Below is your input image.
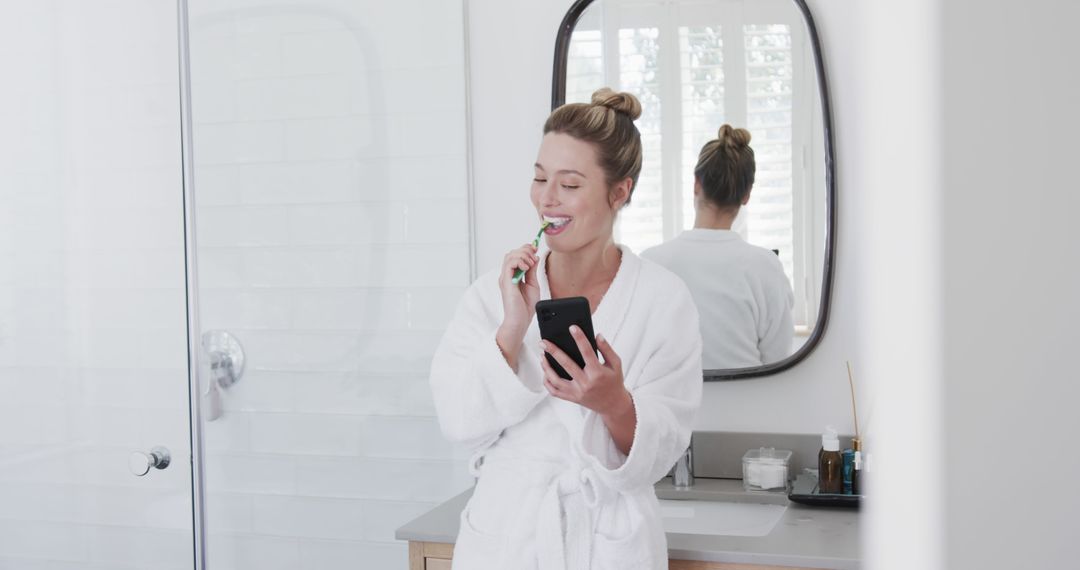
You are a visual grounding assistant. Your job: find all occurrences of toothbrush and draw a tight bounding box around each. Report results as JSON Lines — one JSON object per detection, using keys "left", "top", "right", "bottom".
{"left": 512, "top": 221, "right": 550, "bottom": 284}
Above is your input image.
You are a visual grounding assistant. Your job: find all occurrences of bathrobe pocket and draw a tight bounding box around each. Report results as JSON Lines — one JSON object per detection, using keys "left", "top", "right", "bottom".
{"left": 452, "top": 501, "right": 505, "bottom": 570}
{"left": 591, "top": 525, "right": 658, "bottom": 570}
{"left": 590, "top": 492, "right": 664, "bottom": 570}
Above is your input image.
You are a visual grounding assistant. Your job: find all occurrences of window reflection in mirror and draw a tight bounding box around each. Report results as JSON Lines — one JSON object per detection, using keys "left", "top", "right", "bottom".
{"left": 562, "top": 0, "right": 829, "bottom": 374}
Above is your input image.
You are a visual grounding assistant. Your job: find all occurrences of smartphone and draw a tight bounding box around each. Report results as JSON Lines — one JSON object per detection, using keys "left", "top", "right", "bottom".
{"left": 535, "top": 297, "right": 598, "bottom": 381}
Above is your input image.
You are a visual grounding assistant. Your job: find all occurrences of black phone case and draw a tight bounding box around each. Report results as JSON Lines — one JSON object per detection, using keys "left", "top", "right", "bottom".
{"left": 535, "top": 297, "right": 598, "bottom": 381}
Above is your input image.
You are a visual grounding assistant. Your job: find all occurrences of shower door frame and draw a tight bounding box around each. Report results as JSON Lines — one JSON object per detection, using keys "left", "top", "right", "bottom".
{"left": 176, "top": 0, "right": 209, "bottom": 568}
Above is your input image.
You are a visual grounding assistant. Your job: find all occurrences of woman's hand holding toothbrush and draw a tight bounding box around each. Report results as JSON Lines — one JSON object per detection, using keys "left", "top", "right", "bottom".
{"left": 496, "top": 243, "right": 541, "bottom": 371}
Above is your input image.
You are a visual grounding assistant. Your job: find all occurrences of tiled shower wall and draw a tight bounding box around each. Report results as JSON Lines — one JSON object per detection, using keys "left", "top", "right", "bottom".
{"left": 187, "top": 1, "right": 474, "bottom": 568}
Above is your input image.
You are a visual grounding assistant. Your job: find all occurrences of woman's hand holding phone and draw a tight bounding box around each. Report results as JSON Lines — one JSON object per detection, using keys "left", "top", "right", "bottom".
{"left": 496, "top": 243, "right": 541, "bottom": 370}
{"left": 540, "top": 326, "right": 632, "bottom": 418}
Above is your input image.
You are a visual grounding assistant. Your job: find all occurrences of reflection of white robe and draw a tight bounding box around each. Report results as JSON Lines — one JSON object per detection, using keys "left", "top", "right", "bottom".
{"left": 642, "top": 229, "right": 795, "bottom": 369}
{"left": 430, "top": 245, "right": 703, "bottom": 570}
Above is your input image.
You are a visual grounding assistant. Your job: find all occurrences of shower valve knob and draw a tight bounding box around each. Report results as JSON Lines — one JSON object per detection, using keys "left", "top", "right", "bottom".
{"left": 129, "top": 446, "right": 171, "bottom": 476}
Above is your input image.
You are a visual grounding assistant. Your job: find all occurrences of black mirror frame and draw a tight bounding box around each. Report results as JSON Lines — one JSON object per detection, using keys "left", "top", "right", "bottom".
{"left": 551, "top": 0, "right": 837, "bottom": 381}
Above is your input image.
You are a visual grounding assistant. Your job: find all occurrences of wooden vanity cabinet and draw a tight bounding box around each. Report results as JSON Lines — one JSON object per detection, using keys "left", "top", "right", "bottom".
{"left": 406, "top": 541, "right": 819, "bottom": 570}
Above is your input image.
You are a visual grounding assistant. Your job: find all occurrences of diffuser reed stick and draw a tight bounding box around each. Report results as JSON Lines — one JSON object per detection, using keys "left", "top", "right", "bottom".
{"left": 846, "top": 360, "right": 860, "bottom": 439}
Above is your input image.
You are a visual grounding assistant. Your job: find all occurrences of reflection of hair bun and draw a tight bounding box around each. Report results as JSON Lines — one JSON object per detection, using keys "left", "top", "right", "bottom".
{"left": 591, "top": 87, "right": 643, "bottom": 121}
{"left": 717, "top": 124, "right": 752, "bottom": 147}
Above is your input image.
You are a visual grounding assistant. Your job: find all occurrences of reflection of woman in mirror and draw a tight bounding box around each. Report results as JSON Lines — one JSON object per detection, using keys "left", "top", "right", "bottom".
{"left": 430, "top": 88, "right": 702, "bottom": 569}
{"left": 642, "top": 125, "right": 794, "bottom": 369}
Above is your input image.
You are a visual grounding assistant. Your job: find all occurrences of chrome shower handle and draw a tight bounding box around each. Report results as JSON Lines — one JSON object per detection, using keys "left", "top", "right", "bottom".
{"left": 129, "top": 446, "right": 171, "bottom": 476}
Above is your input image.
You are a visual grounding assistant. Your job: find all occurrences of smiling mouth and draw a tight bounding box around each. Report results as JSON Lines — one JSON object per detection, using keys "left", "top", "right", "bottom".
{"left": 543, "top": 216, "right": 572, "bottom": 229}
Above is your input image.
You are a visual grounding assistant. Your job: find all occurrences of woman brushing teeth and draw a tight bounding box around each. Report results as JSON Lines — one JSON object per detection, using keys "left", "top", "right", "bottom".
{"left": 431, "top": 88, "right": 703, "bottom": 570}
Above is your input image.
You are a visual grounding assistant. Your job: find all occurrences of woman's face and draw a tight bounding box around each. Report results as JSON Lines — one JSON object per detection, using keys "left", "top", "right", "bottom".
{"left": 531, "top": 132, "right": 628, "bottom": 253}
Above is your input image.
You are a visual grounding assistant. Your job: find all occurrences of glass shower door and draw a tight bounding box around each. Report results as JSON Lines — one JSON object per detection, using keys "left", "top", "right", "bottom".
{"left": 0, "top": 1, "right": 197, "bottom": 568}
{"left": 185, "top": 1, "right": 475, "bottom": 567}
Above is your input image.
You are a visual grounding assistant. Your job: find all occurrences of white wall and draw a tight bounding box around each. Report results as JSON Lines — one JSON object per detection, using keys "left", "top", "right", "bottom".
{"left": 938, "top": 1, "right": 1080, "bottom": 568}
{"left": 467, "top": 0, "right": 858, "bottom": 436}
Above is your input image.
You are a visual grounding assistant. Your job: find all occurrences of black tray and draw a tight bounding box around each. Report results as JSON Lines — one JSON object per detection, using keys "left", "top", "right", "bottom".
{"left": 788, "top": 472, "right": 861, "bottom": 508}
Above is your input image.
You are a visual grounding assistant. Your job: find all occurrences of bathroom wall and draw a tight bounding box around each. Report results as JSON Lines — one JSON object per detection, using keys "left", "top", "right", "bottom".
{"left": 937, "top": 0, "right": 1079, "bottom": 568}
{"left": 0, "top": 1, "right": 196, "bottom": 568}
{"left": 186, "top": 1, "right": 474, "bottom": 568}
{"left": 466, "top": 0, "right": 859, "bottom": 436}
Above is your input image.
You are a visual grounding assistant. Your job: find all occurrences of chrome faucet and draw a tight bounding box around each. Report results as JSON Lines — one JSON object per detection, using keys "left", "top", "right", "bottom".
{"left": 673, "top": 442, "right": 694, "bottom": 487}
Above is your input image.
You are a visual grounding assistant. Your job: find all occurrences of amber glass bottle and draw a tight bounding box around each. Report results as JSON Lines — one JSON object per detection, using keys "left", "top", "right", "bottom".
{"left": 819, "top": 437, "right": 843, "bottom": 494}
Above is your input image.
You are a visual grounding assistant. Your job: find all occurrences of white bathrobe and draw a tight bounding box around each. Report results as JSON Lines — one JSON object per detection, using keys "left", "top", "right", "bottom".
{"left": 430, "top": 245, "right": 703, "bottom": 570}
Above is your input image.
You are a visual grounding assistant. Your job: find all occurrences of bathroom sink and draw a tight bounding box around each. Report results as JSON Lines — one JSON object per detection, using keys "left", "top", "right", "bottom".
{"left": 658, "top": 499, "right": 786, "bottom": 537}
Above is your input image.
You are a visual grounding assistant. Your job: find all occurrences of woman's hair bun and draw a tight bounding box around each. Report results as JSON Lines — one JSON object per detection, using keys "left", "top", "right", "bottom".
{"left": 591, "top": 88, "right": 642, "bottom": 121}
{"left": 716, "top": 124, "right": 752, "bottom": 147}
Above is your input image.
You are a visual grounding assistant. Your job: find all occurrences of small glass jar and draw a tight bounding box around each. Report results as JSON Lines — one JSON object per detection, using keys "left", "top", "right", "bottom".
{"left": 742, "top": 447, "right": 793, "bottom": 492}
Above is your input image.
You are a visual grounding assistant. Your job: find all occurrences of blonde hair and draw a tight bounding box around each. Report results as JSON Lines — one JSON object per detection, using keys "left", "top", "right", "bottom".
{"left": 543, "top": 88, "right": 643, "bottom": 205}
{"left": 694, "top": 124, "right": 755, "bottom": 209}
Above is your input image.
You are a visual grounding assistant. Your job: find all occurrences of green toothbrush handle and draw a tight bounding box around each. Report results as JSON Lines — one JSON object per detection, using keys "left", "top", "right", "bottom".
{"left": 511, "top": 236, "right": 540, "bottom": 284}
{"left": 512, "top": 223, "right": 549, "bottom": 284}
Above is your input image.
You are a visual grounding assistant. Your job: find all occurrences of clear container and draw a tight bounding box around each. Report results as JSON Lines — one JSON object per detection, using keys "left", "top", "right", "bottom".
{"left": 742, "top": 447, "right": 793, "bottom": 492}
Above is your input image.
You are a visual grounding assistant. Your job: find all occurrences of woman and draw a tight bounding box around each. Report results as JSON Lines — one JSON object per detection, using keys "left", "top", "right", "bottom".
{"left": 430, "top": 88, "right": 703, "bottom": 570}
{"left": 642, "top": 125, "right": 794, "bottom": 368}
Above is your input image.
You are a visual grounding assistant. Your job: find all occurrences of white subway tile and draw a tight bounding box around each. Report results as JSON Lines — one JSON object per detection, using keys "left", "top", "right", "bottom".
{"left": 359, "top": 416, "right": 457, "bottom": 460}
{"left": 198, "top": 288, "right": 296, "bottom": 330}
{"left": 288, "top": 202, "right": 407, "bottom": 245}
{"left": 207, "top": 492, "right": 254, "bottom": 533}
{"left": 88, "top": 526, "right": 191, "bottom": 569}
{"left": 195, "top": 121, "right": 286, "bottom": 165}
{"left": 281, "top": 30, "right": 360, "bottom": 76}
{"left": 379, "top": 243, "right": 471, "bottom": 288}
{"left": 0, "top": 520, "right": 89, "bottom": 561}
{"left": 197, "top": 205, "right": 291, "bottom": 247}
{"left": 191, "top": 79, "right": 238, "bottom": 124}
{"left": 360, "top": 500, "right": 437, "bottom": 542}
{"left": 196, "top": 248, "right": 250, "bottom": 289}
{"left": 234, "top": 160, "right": 361, "bottom": 204}
{"left": 234, "top": 32, "right": 283, "bottom": 79}
{"left": 351, "top": 66, "right": 467, "bottom": 117}
{"left": 208, "top": 533, "right": 300, "bottom": 570}
{"left": 291, "top": 288, "right": 409, "bottom": 331}
{"left": 204, "top": 411, "right": 252, "bottom": 453}
{"left": 191, "top": 165, "right": 242, "bottom": 206}
{"left": 131, "top": 250, "right": 189, "bottom": 289}
{"left": 0, "top": 482, "right": 81, "bottom": 524}
{"left": 251, "top": 495, "right": 364, "bottom": 540}
{"left": 294, "top": 456, "right": 470, "bottom": 502}
{"left": 77, "top": 288, "right": 187, "bottom": 332}
{"left": 284, "top": 116, "right": 373, "bottom": 161}
{"left": 0, "top": 405, "right": 69, "bottom": 446}
{"left": 190, "top": 33, "right": 238, "bottom": 85}
{"left": 0, "top": 367, "right": 67, "bottom": 406}
{"left": 235, "top": 10, "right": 347, "bottom": 36}
{"left": 241, "top": 248, "right": 359, "bottom": 288}
{"left": 383, "top": 112, "right": 467, "bottom": 158}
{"left": 248, "top": 412, "right": 363, "bottom": 456}
{"left": 219, "top": 370, "right": 297, "bottom": 413}
{"left": 236, "top": 74, "right": 352, "bottom": 121}
{"left": 79, "top": 368, "right": 187, "bottom": 411}
{"left": 352, "top": 332, "right": 443, "bottom": 375}
{"left": 404, "top": 199, "right": 469, "bottom": 244}
{"left": 236, "top": 330, "right": 360, "bottom": 371}
{"left": 293, "top": 374, "right": 435, "bottom": 416}
{"left": 205, "top": 452, "right": 297, "bottom": 495}
{"left": 406, "top": 287, "right": 466, "bottom": 331}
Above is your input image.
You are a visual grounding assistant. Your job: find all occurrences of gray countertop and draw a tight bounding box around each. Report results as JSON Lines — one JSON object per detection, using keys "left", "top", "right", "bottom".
{"left": 395, "top": 478, "right": 860, "bottom": 569}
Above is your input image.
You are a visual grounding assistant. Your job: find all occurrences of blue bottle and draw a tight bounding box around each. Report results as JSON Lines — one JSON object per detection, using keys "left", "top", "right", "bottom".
{"left": 842, "top": 449, "right": 855, "bottom": 494}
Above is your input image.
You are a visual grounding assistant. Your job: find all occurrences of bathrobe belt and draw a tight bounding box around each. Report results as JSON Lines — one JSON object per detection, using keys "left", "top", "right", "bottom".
{"left": 472, "top": 452, "right": 615, "bottom": 570}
